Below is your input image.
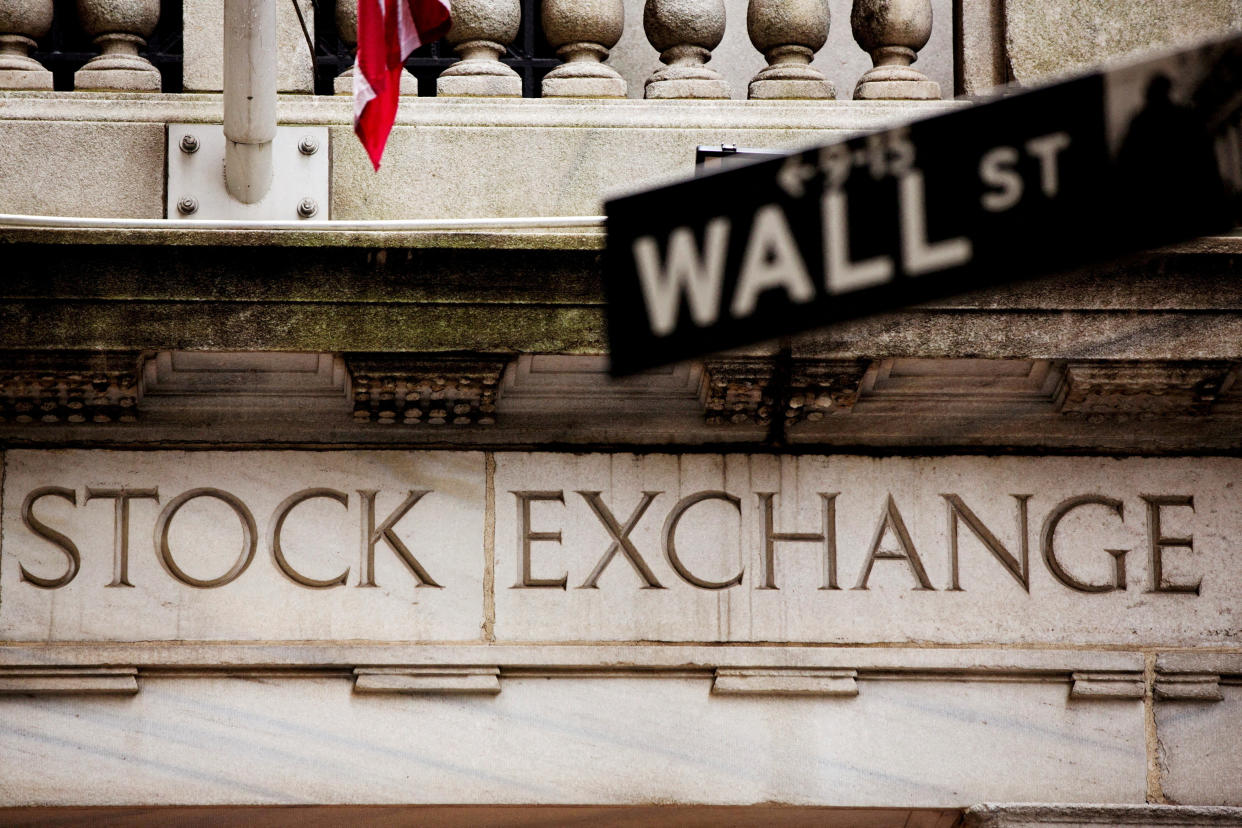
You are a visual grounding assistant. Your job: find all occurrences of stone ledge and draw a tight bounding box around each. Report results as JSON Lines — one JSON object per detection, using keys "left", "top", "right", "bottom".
{"left": 0, "top": 667, "right": 138, "bottom": 695}
{"left": 1070, "top": 671, "right": 1146, "bottom": 700}
{"left": 0, "top": 643, "right": 1147, "bottom": 674}
{"left": 353, "top": 666, "right": 502, "bottom": 695}
{"left": 712, "top": 667, "right": 859, "bottom": 696}
{"left": 964, "top": 804, "right": 1242, "bottom": 827}
{"left": 0, "top": 92, "right": 963, "bottom": 130}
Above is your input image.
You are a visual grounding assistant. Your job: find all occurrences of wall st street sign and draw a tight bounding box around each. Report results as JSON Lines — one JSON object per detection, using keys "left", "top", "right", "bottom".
{"left": 603, "top": 34, "right": 1242, "bottom": 375}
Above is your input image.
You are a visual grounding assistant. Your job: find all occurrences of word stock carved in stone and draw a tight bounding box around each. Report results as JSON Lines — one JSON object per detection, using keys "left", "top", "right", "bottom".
{"left": 16, "top": 485, "right": 442, "bottom": 591}
{"left": 511, "top": 489, "right": 1203, "bottom": 596}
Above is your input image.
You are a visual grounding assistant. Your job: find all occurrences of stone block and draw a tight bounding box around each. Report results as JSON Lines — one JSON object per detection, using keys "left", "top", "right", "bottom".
{"left": 74, "top": 64, "right": 160, "bottom": 92}
{"left": 1157, "top": 684, "right": 1242, "bottom": 806}
{"left": 0, "top": 676, "right": 1145, "bottom": 805}
{"left": 0, "top": 450, "right": 485, "bottom": 642}
{"left": 0, "top": 66, "right": 52, "bottom": 91}
{"left": 491, "top": 453, "right": 1242, "bottom": 645}
{"left": 1004, "top": 0, "right": 1242, "bottom": 86}
{"left": 183, "top": 0, "right": 315, "bottom": 92}
{"left": 0, "top": 121, "right": 164, "bottom": 219}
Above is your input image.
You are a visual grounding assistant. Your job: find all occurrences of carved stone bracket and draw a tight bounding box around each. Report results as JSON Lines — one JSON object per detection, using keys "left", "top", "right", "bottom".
{"left": 346, "top": 354, "right": 511, "bottom": 426}
{"left": 1155, "top": 672, "right": 1223, "bottom": 703}
{"left": 786, "top": 359, "right": 869, "bottom": 425}
{"left": 0, "top": 351, "right": 141, "bottom": 425}
{"left": 353, "top": 666, "right": 502, "bottom": 695}
{"left": 701, "top": 357, "right": 777, "bottom": 425}
{"left": 1069, "top": 671, "right": 1145, "bottom": 700}
{"left": 702, "top": 357, "right": 868, "bottom": 427}
{"left": 1057, "top": 361, "right": 1234, "bottom": 420}
{"left": 713, "top": 667, "right": 859, "bottom": 697}
{"left": 0, "top": 667, "right": 138, "bottom": 695}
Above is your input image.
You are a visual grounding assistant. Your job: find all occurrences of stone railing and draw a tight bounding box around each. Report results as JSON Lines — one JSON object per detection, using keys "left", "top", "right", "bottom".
{"left": 1, "top": 0, "right": 944, "bottom": 100}
{"left": 0, "top": 0, "right": 164, "bottom": 91}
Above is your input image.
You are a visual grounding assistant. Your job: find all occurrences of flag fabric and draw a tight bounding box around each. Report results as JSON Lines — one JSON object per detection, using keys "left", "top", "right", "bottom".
{"left": 354, "top": 0, "right": 452, "bottom": 170}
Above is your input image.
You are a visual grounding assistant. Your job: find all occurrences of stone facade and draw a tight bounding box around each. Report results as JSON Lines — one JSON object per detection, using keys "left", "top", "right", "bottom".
{"left": 0, "top": 0, "right": 1240, "bottom": 823}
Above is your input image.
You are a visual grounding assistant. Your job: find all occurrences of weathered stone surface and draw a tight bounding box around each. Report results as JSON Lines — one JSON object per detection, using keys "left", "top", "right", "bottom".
{"left": 965, "top": 804, "right": 1242, "bottom": 827}
{"left": 183, "top": 0, "right": 314, "bottom": 92}
{"left": 73, "top": 0, "right": 162, "bottom": 91}
{"left": 747, "top": 0, "right": 835, "bottom": 99}
{"left": 438, "top": 0, "right": 523, "bottom": 98}
{"left": 0, "top": 94, "right": 955, "bottom": 221}
{"left": 1158, "top": 684, "right": 1242, "bottom": 806}
{"left": 0, "top": 451, "right": 485, "bottom": 642}
{"left": 542, "top": 0, "right": 628, "bottom": 98}
{"left": 0, "top": 120, "right": 164, "bottom": 218}
{"left": 1004, "top": 0, "right": 1242, "bottom": 86}
{"left": 0, "top": 676, "right": 1145, "bottom": 805}
{"left": 0, "top": 0, "right": 53, "bottom": 90}
{"left": 611, "top": 0, "right": 952, "bottom": 100}
{"left": 643, "top": 0, "right": 732, "bottom": 98}
{"left": 851, "top": 0, "right": 940, "bottom": 99}
{"left": 492, "top": 453, "right": 1242, "bottom": 645}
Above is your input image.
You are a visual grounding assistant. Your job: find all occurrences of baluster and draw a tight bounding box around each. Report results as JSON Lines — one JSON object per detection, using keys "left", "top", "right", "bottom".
{"left": 643, "top": 0, "right": 730, "bottom": 99}
{"left": 0, "top": 1, "right": 53, "bottom": 90}
{"left": 747, "top": 0, "right": 833, "bottom": 99}
{"left": 334, "top": 0, "right": 418, "bottom": 95}
{"left": 541, "top": 0, "right": 626, "bottom": 98}
{"left": 437, "top": 0, "right": 522, "bottom": 97}
{"left": 74, "top": 0, "right": 161, "bottom": 91}
{"left": 850, "top": 0, "right": 939, "bottom": 99}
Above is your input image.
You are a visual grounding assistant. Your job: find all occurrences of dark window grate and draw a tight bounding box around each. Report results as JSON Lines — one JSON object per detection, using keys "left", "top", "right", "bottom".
{"left": 30, "top": 0, "right": 183, "bottom": 93}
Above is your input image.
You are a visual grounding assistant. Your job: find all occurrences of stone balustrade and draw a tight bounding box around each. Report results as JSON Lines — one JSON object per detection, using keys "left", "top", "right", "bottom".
{"left": 0, "top": 0, "right": 944, "bottom": 100}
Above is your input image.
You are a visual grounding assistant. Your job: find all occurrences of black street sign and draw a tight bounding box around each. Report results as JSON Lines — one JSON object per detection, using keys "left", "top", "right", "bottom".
{"left": 604, "top": 34, "right": 1242, "bottom": 376}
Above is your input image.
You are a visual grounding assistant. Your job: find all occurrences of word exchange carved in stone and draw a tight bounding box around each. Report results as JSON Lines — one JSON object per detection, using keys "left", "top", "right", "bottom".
{"left": 510, "top": 489, "right": 1204, "bottom": 595}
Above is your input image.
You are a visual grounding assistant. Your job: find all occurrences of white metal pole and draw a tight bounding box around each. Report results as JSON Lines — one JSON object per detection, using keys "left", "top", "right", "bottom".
{"left": 223, "top": 0, "right": 277, "bottom": 205}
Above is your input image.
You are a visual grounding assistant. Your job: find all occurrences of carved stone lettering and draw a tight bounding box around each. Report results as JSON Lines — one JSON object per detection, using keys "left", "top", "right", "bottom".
{"left": 1142, "top": 495, "right": 1201, "bottom": 594}
{"left": 513, "top": 491, "right": 568, "bottom": 589}
{"left": 155, "top": 488, "right": 257, "bottom": 589}
{"left": 269, "top": 488, "right": 350, "bottom": 589}
{"left": 3, "top": 452, "right": 1232, "bottom": 647}
{"left": 1040, "top": 495, "right": 1127, "bottom": 593}
{"left": 84, "top": 487, "right": 159, "bottom": 588}
{"left": 662, "top": 491, "right": 744, "bottom": 590}
{"left": 854, "top": 495, "right": 935, "bottom": 590}
{"left": 757, "top": 492, "right": 840, "bottom": 590}
{"left": 357, "top": 490, "right": 440, "bottom": 588}
{"left": 944, "top": 493, "right": 1031, "bottom": 592}
{"left": 19, "top": 487, "right": 80, "bottom": 589}
{"left": 576, "top": 491, "right": 665, "bottom": 589}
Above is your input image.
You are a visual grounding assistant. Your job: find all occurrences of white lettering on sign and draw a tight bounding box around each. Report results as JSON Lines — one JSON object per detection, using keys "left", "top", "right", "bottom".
{"left": 730, "top": 204, "right": 816, "bottom": 318}
{"left": 824, "top": 189, "right": 894, "bottom": 293}
{"left": 898, "top": 171, "right": 974, "bottom": 276}
{"left": 633, "top": 218, "right": 730, "bottom": 336}
{"left": 630, "top": 130, "right": 1083, "bottom": 340}
{"left": 980, "top": 131, "right": 1073, "bottom": 212}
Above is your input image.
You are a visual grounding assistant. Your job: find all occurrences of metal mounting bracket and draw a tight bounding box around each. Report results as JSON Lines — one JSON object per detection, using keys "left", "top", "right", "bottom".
{"left": 166, "top": 124, "right": 330, "bottom": 221}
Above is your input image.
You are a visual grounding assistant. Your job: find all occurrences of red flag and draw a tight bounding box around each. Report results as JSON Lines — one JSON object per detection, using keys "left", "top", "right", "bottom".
{"left": 355, "top": 0, "right": 451, "bottom": 170}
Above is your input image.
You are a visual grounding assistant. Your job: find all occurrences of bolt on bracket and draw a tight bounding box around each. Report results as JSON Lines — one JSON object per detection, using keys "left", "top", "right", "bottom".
{"left": 166, "top": 124, "right": 330, "bottom": 221}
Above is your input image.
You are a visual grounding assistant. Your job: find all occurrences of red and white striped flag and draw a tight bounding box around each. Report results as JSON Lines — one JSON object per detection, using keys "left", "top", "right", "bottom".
{"left": 354, "top": 0, "right": 452, "bottom": 170}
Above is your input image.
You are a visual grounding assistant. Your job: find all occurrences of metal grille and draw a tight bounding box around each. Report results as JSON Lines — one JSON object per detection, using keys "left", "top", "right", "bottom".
{"left": 313, "top": 0, "right": 559, "bottom": 97}
{"left": 30, "top": 0, "right": 183, "bottom": 93}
